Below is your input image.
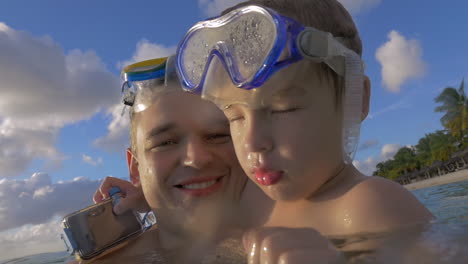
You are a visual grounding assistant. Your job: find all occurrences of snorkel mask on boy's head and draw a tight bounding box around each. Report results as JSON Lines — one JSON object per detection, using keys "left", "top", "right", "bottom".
{"left": 121, "top": 55, "right": 179, "bottom": 113}
{"left": 175, "top": 4, "right": 364, "bottom": 163}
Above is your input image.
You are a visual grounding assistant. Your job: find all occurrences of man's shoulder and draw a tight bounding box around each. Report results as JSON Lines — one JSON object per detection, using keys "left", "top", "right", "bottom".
{"left": 76, "top": 227, "right": 162, "bottom": 264}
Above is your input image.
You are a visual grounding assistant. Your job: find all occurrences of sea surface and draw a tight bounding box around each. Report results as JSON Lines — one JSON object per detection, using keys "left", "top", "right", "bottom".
{"left": 2, "top": 180, "right": 468, "bottom": 264}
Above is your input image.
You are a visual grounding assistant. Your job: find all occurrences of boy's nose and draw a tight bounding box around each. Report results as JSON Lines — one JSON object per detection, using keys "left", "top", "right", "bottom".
{"left": 182, "top": 139, "right": 215, "bottom": 169}
{"left": 243, "top": 118, "right": 273, "bottom": 154}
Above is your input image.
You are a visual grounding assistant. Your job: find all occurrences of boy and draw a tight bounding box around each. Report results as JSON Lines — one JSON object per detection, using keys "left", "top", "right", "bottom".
{"left": 176, "top": 0, "right": 433, "bottom": 262}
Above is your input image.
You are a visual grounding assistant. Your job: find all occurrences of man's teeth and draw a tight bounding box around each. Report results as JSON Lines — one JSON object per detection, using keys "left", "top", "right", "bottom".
{"left": 182, "top": 180, "right": 217, "bottom": 190}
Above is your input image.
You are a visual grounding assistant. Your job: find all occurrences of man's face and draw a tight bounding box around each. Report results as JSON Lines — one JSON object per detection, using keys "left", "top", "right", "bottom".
{"left": 221, "top": 61, "right": 345, "bottom": 201}
{"left": 131, "top": 91, "right": 247, "bottom": 230}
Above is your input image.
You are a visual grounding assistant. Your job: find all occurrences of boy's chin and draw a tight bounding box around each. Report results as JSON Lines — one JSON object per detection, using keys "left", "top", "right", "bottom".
{"left": 260, "top": 182, "right": 308, "bottom": 201}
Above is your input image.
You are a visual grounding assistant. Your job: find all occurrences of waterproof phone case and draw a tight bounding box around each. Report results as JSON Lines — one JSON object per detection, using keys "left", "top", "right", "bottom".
{"left": 61, "top": 198, "right": 153, "bottom": 260}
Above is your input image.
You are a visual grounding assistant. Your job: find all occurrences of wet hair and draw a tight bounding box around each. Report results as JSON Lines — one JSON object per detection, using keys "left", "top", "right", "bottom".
{"left": 129, "top": 109, "right": 137, "bottom": 154}
{"left": 222, "top": 0, "right": 363, "bottom": 108}
{"left": 129, "top": 70, "right": 181, "bottom": 154}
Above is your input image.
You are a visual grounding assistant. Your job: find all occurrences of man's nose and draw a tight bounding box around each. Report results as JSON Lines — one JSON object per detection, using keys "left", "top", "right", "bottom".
{"left": 182, "top": 139, "right": 215, "bottom": 169}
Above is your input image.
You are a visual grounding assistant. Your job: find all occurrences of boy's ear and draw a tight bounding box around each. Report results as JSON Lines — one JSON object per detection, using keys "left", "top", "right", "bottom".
{"left": 126, "top": 148, "right": 141, "bottom": 187}
{"left": 361, "top": 75, "right": 371, "bottom": 121}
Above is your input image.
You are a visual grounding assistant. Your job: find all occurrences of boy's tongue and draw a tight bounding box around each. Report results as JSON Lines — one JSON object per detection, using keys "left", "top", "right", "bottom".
{"left": 253, "top": 168, "right": 283, "bottom": 185}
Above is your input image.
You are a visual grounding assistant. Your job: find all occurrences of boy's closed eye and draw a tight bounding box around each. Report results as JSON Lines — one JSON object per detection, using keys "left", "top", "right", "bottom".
{"left": 223, "top": 107, "right": 245, "bottom": 123}
{"left": 227, "top": 115, "right": 245, "bottom": 123}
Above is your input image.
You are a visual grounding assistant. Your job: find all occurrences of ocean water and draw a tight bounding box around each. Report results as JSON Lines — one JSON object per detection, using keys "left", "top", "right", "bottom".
{"left": 2, "top": 180, "right": 468, "bottom": 264}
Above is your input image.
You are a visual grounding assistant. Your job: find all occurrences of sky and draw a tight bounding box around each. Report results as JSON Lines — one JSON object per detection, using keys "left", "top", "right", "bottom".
{"left": 0, "top": 0, "right": 467, "bottom": 260}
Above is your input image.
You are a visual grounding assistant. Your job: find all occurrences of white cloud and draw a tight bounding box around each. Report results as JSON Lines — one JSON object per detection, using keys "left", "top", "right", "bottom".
{"left": 0, "top": 22, "right": 120, "bottom": 177}
{"left": 32, "top": 185, "right": 54, "bottom": 199}
{"left": 0, "top": 218, "right": 68, "bottom": 262}
{"left": 117, "top": 39, "right": 176, "bottom": 70}
{"left": 0, "top": 126, "right": 63, "bottom": 177}
{"left": 376, "top": 30, "right": 426, "bottom": 93}
{"left": 94, "top": 103, "right": 130, "bottom": 153}
{"left": 97, "top": 39, "right": 176, "bottom": 153}
{"left": 354, "top": 143, "right": 401, "bottom": 175}
{"left": 381, "top": 143, "right": 401, "bottom": 160}
{"left": 82, "top": 154, "right": 103, "bottom": 166}
{"left": 338, "top": 0, "right": 381, "bottom": 14}
{"left": 0, "top": 172, "right": 101, "bottom": 232}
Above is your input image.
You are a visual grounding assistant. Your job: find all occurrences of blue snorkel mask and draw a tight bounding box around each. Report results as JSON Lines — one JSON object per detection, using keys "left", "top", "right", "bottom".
{"left": 175, "top": 5, "right": 364, "bottom": 163}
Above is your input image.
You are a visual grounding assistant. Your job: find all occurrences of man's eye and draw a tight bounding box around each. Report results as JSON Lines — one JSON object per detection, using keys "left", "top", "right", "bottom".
{"left": 149, "top": 139, "right": 179, "bottom": 151}
{"left": 206, "top": 133, "right": 231, "bottom": 144}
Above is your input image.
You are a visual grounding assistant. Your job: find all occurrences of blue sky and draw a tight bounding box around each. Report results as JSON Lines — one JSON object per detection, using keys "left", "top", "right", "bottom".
{"left": 0, "top": 0, "right": 467, "bottom": 260}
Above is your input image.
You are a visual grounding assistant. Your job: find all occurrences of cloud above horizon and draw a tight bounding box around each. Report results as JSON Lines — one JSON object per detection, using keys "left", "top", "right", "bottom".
{"left": 354, "top": 143, "right": 401, "bottom": 175}
{"left": 0, "top": 173, "right": 101, "bottom": 232}
{"left": 82, "top": 154, "right": 103, "bottom": 166}
{"left": 0, "top": 22, "right": 120, "bottom": 177}
{"left": 96, "top": 39, "right": 176, "bottom": 153}
{"left": 117, "top": 39, "right": 176, "bottom": 70}
{"left": 0, "top": 218, "right": 68, "bottom": 261}
{"left": 376, "top": 30, "right": 427, "bottom": 93}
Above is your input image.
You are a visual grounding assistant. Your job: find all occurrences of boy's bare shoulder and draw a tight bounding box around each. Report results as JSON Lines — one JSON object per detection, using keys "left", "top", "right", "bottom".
{"left": 339, "top": 176, "right": 433, "bottom": 233}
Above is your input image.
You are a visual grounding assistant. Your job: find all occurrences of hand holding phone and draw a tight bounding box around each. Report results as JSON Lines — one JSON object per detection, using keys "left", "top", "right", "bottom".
{"left": 61, "top": 187, "right": 155, "bottom": 260}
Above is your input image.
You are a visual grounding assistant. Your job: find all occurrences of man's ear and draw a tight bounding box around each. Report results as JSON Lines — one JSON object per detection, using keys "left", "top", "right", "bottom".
{"left": 361, "top": 75, "right": 371, "bottom": 122}
{"left": 126, "top": 148, "right": 141, "bottom": 187}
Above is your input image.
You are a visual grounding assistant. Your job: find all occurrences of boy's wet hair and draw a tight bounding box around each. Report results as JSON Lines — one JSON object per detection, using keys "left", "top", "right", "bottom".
{"left": 222, "top": 0, "right": 363, "bottom": 108}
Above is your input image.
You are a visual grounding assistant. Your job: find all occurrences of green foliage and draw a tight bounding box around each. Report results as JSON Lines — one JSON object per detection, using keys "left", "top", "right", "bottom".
{"left": 373, "top": 147, "right": 419, "bottom": 179}
{"left": 373, "top": 79, "right": 467, "bottom": 180}
{"left": 434, "top": 79, "right": 468, "bottom": 141}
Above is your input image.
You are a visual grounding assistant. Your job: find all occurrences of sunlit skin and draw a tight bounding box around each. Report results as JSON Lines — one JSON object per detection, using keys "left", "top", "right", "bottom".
{"left": 215, "top": 60, "right": 433, "bottom": 237}
{"left": 129, "top": 91, "right": 250, "bottom": 248}
{"left": 88, "top": 89, "right": 346, "bottom": 264}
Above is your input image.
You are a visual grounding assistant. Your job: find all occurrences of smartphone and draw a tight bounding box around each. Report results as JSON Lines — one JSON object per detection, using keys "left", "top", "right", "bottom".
{"left": 61, "top": 198, "right": 152, "bottom": 260}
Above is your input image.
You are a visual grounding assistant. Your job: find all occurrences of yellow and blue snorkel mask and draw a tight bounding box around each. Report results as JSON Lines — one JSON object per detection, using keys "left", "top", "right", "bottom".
{"left": 121, "top": 55, "right": 179, "bottom": 113}
{"left": 175, "top": 5, "right": 364, "bottom": 163}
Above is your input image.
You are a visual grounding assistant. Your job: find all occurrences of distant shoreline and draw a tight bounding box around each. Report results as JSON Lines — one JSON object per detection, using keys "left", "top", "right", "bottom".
{"left": 404, "top": 169, "right": 468, "bottom": 190}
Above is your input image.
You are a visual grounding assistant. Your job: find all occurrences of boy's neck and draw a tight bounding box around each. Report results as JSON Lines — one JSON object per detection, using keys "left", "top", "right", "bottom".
{"left": 265, "top": 165, "right": 367, "bottom": 230}
{"left": 309, "top": 164, "right": 361, "bottom": 200}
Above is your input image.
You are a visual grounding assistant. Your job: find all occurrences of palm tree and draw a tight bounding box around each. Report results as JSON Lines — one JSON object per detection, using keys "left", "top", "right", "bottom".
{"left": 392, "top": 146, "right": 419, "bottom": 173}
{"left": 415, "top": 130, "right": 457, "bottom": 165}
{"left": 435, "top": 79, "right": 468, "bottom": 147}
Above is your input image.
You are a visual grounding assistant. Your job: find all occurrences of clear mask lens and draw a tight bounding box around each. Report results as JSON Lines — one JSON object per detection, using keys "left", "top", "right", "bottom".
{"left": 179, "top": 6, "right": 278, "bottom": 90}
{"left": 122, "top": 55, "right": 181, "bottom": 113}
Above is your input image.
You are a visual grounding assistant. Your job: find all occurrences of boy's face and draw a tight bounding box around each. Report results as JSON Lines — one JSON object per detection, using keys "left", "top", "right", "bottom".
{"left": 221, "top": 61, "right": 345, "bottom": 201}
{"left": 130, "top": 91, "right": 247, "bottom": 229}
